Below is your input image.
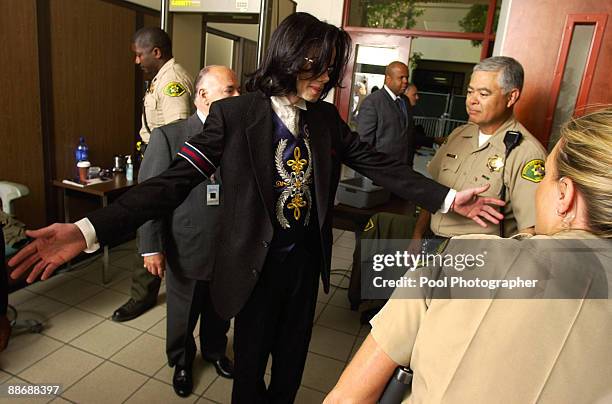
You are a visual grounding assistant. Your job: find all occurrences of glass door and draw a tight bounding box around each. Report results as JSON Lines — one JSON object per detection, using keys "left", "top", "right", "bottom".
{"left": 336, "top": 32, "right": 411, "bottom": 127}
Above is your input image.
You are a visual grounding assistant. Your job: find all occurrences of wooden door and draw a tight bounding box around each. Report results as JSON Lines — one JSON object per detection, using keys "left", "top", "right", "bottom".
{"left": 499, "top": 0, "right": 612, "bottom": 146}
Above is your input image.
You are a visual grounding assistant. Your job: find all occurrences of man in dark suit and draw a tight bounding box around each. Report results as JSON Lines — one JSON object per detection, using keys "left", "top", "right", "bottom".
{"left": 405, "top": 83, "right": 445, "bottom": 148}
{"left": 357, "top": 61, "right": 415, "bottom": 165}
{"left": 10, "top": 13, "right": 504, "bottom": 404}
{"left": 139, "top": 65, "right": 239, "bottom": 397}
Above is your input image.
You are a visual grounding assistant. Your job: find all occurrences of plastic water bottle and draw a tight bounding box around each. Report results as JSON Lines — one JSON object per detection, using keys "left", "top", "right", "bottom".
{"left": 75, "top": 137, "right": 89, "bottom": 162}
{"left": 125, "top": 155, "right": 134, "bottom": 181}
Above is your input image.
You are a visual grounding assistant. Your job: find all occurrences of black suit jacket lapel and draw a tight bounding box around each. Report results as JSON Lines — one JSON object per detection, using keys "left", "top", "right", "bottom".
{"left": 383, "top": 89, "right": 406, "bottom": 125}
{"left": 245, "top": 93, "right": 275, "bottom": 223}
{"left": 304, "top": 103, "right": 330, "bottom": 229}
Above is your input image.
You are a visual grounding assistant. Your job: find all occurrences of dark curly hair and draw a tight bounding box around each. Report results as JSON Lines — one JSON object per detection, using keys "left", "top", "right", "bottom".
{"left": 246, "top": 12, "right": 351, "bottom": 100}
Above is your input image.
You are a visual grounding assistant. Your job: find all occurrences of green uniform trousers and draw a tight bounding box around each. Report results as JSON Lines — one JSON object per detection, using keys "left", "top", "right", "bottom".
{"left": 348, "top": 212, "right": 418, "bottom": 309}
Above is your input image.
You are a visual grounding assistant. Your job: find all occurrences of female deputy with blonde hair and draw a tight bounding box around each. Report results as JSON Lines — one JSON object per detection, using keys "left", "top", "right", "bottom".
{"left": 325, "top": 108, "right": 612, "bottom": 404}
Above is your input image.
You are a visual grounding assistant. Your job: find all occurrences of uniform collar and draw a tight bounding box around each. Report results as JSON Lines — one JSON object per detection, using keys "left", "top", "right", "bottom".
{"left": 152, "top": 58, "right": 175, "bottom": 83}
{"left": 466, "top": 115, "right": 520, "bottom": 153}
{"left": 534, "top": 229, "right": 600, "bottom": 240}
{"left": 486, "top": 116, "right": 521, "bottom": 151}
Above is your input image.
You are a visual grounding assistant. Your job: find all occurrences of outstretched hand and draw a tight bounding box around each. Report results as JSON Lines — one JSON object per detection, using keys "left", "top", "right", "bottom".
{"left": 8, "top": 223, "right": 87, "bottom": 283}
{"left": 452, "top": 184, "right": 505, "bottom": 227}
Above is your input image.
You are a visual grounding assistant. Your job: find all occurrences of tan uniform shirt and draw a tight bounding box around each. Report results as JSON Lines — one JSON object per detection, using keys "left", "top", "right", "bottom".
{"left": 140, "top": 58, "right": 193, "bottom": 143}
{"left": 428, "top": 117, "right": 546, "bottom": 237}
{"left": 371, "top": 231, "right": 612, "bottom": 404}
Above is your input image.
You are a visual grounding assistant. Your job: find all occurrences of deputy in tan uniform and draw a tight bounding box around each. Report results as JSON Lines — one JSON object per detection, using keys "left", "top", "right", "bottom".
{"left": 325, "top": 108, "right": 612, "bottom": 404}
{"left": 416, "top": 56, "right": 546, "bottom": 239}
{"left": 349, "top": 57, "right": 545, "bottom": 310}
{"left": 426, "top": 118, "right": 545, "bottom": 237}
{"left": 135, "top": 27, "right": 193, "bottom": 144}
{"left": 112, "top": 26, "right": 194, "bottom": 323}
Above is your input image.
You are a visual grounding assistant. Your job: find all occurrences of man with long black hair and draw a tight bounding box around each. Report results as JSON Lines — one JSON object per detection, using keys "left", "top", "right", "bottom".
{"left": 10, "top": 13, "right": 504, "bottom": 403}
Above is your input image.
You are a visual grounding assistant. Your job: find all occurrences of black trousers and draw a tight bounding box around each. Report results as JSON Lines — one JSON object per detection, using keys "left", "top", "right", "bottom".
{"left": 165, "top": 269, "right": 230, "bottom": 368}
{"left": 232, "top": 243, "right": 320, "bottom": 404}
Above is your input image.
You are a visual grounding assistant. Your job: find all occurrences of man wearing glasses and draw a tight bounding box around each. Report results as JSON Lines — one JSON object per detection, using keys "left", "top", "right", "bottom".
{"left": 11, "top": 13, "right": 505, "bottom": 404}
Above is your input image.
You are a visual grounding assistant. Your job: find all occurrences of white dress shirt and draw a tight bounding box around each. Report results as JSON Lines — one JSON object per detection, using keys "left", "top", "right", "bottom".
{"left": 383, "top": 84, "right": 399, "bottom": 101}
{"left": 270, "top": 95, "right": 307, "bottom": 137}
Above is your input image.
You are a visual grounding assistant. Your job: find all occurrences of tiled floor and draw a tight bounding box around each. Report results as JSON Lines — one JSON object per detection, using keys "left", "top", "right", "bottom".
{"left": 1, "top": 229, "right": 370, "bottom": 403}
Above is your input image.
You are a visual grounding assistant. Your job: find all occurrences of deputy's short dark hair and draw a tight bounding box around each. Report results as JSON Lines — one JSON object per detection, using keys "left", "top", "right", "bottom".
{"left": 246, "top": 12, "right": 351, "bottom": 100}
{"left": 133, "top": 27, "right": 173, "bottom": 59}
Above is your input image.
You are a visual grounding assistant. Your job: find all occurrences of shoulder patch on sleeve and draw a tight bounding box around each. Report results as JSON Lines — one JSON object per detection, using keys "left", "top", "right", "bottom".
{"left": 521, "top": 159, "right": 545, "bottom": 183}
{"left": 163, "top": 82, "right": 187, "bottom": 97}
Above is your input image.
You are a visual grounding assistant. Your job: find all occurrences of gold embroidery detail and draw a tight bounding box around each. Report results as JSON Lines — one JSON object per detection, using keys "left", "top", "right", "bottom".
{"left": 287, "top": 147, "right": 307, "bottom": 172}
{"left": 274, "top": 138, "right": 313, "bottom": 229}
{"left": 288, "top": 194, "right": 307, "bottom": 220}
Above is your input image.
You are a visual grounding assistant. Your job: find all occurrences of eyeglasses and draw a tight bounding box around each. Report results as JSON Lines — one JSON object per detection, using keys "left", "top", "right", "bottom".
{"left": 303, "top": 57, "right": 335, "bottom": 75}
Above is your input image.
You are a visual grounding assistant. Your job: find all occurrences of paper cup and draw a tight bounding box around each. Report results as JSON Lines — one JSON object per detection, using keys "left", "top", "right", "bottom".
{"left": 77, "top": 161, "right": 91, "bottom": 183}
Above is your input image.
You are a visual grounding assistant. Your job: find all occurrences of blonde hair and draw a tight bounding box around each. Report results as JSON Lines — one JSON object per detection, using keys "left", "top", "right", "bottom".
{"left": 555, "top": 107, "right": 612, "bottom": 238}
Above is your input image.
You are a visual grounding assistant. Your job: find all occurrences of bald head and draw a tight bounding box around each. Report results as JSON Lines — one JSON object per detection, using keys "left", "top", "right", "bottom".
{"left": 384, "top": 61, "right": 409, "bottom": 96}
{"left": 404, "top": 83, "right": 419, "bottom": 107}
{"left": 194, "top": 65, "right": 240, "bottom": 115}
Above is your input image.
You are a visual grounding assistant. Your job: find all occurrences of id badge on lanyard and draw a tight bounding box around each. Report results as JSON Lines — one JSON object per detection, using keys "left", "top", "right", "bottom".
{"left": 206, "top": 174, "right": 220, "bottom": 206}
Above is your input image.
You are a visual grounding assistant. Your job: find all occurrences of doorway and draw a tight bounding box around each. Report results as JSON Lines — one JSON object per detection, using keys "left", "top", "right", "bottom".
{"left": 202, "top": 21, "right": 259, "bottom": 92}
{"left": 336, "top": 0, "right": 500, "bottom": 125}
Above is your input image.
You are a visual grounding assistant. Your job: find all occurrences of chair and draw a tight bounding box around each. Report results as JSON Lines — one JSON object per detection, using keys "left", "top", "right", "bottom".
{"left": 0, "top": 181, "right": 43, "bottom": 334}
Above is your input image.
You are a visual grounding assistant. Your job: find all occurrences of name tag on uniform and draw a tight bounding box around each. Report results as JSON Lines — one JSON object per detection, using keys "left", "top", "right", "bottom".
{"left": 207, "top": 184, "right": 220, "bottom": 206}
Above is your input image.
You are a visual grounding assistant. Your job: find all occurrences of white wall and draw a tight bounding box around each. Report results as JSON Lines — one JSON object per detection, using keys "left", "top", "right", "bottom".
{"left": 492, "top": 0, "right": 511, "bottom": 56}
{"left": 294, "top": 0, "right": 343, "bottom": 27}
{"left": 172, "top": 13, "right": 203, "bottom": 79}
{"left": 205, "top": 33, "right": 234, "bottom": 67}
{"left": 208, "top": 22, "right": 259, "bottom": 42}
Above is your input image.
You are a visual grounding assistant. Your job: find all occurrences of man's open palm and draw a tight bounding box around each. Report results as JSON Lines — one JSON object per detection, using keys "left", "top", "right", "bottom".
{"left": 453, "top": 184, "right": 505, "bottom": 227}
{"left": 8, "top": 223, "right": 87, "bottom": 283}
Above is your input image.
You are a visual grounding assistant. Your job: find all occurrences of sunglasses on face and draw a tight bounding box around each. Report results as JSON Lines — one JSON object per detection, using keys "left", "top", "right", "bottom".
{"left": 303, "top": 57, "right": 335, "bottom": 75}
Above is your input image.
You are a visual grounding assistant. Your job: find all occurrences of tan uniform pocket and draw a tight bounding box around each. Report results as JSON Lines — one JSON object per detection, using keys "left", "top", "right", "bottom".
{"left": 143, "top": 93, "right": 158, "bottom": 126}
{"left": 438, "top": 157, "right": 462, "bottom": 186}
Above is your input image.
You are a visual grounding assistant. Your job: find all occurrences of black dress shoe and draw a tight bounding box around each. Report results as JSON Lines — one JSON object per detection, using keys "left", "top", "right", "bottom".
{"left": 172, "top": 365, "right": 193, "bottom": 397}
{"left": 111, "top": 296, "right": 156, "bottom": 322}
{"left": 203, "top": 355, "right": 234, "bottom": 379}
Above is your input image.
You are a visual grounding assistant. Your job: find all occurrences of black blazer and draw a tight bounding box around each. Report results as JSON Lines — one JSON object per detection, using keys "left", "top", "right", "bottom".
{"left": 138, "top": 113, "right": 221, "bottom": 280}
{"left": 88, "top": 91, "right": 448, "bottom": 319}
{"left": 357, "top": 88, "right": 415, "bottom": 165}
